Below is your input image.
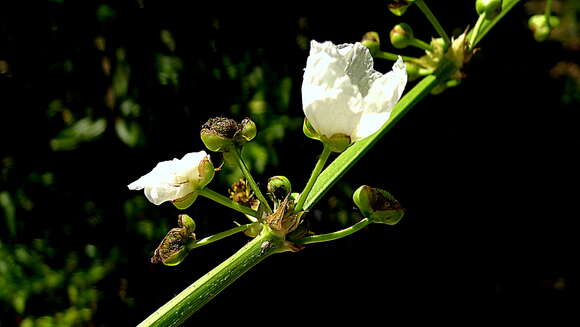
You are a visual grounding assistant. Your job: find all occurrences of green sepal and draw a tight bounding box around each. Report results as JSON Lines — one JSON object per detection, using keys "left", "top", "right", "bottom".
{"left": 172, "top": 192, "right": 198, "bottom": 210}
{"left": 303, "top": 118, "right": 320, "bottom": 140}
{"left": 322, "top": 133, "right": 351, "bottom": 153}
{"left": 200, "top": 130, "right": 234, "bottom": 152}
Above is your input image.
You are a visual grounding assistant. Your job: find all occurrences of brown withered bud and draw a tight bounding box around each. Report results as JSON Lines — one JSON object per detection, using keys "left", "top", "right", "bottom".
{"left": 200, "top": 117, "right": 257, "bottom": 152}
{"left": 151, "top": 214, "right": 196, "bottom": 266}
{"left": 202, "top": 117, "right": 239, "bottom": 138}
{"left": 353, "top": 185, "right": 405, "bottom": 225}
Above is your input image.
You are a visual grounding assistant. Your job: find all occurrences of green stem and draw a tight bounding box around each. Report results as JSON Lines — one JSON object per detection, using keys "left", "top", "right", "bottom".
{"left": 294, "top": 144, "right": 332, "bottom": 213}
{"left": 469, "top": 0, "right": 522, "bottom": 47}
{"left": 199, "top": 188, "right": 258, "bottom": 219}
{"left": 231, "top": 147, "right": 272, "bottom": 214}
{"left": 189, "top": 223, "right": 254, "bottom": 250}
{"left": 469, "top": 13, "right": 487, "bottom": 50}
{"left": 138, "top": 226, "right": 285, "bottom": 327}
{"left": 376, "top": 51, "right": 418, "bottom": 62}
{"left": 410, "top": 38, "right": 433, "bottom": 51}
{"left": 294, "top": 218, "right": 371, "bottom": 245}
{"left": 545, "top": 0, "right": 553, "bottom": 28}
{"left": 416, "top": 0, "right": 451, "bottom": 46}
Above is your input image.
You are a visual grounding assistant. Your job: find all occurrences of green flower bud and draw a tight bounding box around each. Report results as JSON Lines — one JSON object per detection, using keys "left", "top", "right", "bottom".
{"left": 267, "top": 176, "right": 292, "bottom": 201}
{"left": 303, "top": 118, "right": 320, "bottom": 140}
{"left": 323, "top": 133, "right": 351, "bottom": 153}
{"left": 390, "top": 23, "right": 414, "bottom": 49}
{"left": 353, "top": 185, "right": 404, "bottom": 225}
{"left": 476, "top": 0, "right": 502, "bottom": 18}
{"left": 387, "top": 0, "right": 416, "bottom": 16}
{"left": 236, "top": 118, "right": 257, "bottom": 144}
{"left": 151, "top": 215, "right": 196, "bottom": 266}
{"left": 361, "top": 31, "right": 381, "bottom": 57}
{"left": 528, "top": 14, "right": 560, "bottom": 42}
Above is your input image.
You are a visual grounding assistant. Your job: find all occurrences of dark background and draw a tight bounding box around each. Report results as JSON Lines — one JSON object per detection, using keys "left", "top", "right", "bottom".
{"left": 1, "top": 1, "right": 578, "bottom": 325}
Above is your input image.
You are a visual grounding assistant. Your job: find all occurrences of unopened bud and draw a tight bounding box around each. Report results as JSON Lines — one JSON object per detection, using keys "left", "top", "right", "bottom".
{"left": 528, "top": 14, "right": 560, "bottom": 42}
{"left": 236, "top": 118, "right": 257, "bottom": 144}
{"left": 390, "top": 23, "right": 414, "bottom": 49}
{"left": 361, "top": 31, "right": 381, "bottom": 57}
{"left": 267, "top": 176, "right": 292, "bottom": 201}
{"left": 353, "top": 185, "right": 404, "bottom": 225}
{"left": 476, "top": 0, "right": 502, "bottom": 18}
{"left": 387, "top": 0, "right": 416, "bottom": 16}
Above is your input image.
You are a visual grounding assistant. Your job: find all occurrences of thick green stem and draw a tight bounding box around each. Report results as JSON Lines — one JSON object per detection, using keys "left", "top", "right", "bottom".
{"left": 294, "top": 144, "right": 332, "bottom": 213}
{"left": 199, "top": 188, "right": 258, "bottom": 219}
{"left": 188, "top": 223, "right": 255, "bottom": 250}
{"left": 416, "top": 0, "right": 451, "bottom": 46}
{"left": 295, "top": 218, "right": 371, "bottom": 245}
{"left": 231, "top": 147, "right": 273, "bottom": 214}
{"left": 138, "top": 226, "right": 284, "bottom": 327}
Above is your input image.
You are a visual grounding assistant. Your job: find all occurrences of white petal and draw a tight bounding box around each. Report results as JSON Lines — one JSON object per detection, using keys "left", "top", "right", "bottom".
{"left": 127, "top": 151, "right": 209, "bottom": 205}
{"left": 302, "top": 40, "right": 363, "bottom": 138}
{"left": 353, "top": 57, "right": 407, "bottom": 141}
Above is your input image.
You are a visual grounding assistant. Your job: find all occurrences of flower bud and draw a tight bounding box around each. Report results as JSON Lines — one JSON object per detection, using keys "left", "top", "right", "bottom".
{"left": 361, "top": 31, "right": 381, "bottom": 57}
{"left": 528, "top": 14, "right": 560, "bottom": 42}
{"left": 476, "top": 0, "right": 502, "bottom": 18}
{"left": 387, "top": 0, "right": 416, "bottom": 16}
{"left": 267, "top": 175, "right": 292, "bottom": 201}
{"left": 390, "top": 23, "right": 414, "bottom": 49}
{"left": 151, "top": 215, "right": 196, "bottom": 266}
{"left": 236, "top": 118, "right": 257, "bottom": 144}
{"left": 353, "top": 185, "right": 404, "bottom": 225}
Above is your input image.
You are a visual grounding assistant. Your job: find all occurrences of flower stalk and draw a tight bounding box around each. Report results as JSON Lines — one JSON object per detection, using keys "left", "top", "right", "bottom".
{"left": 294, "top": 218, "right": 371, "bottom": 245}
{"left": 198, "top": 188, "right": 259, "bottom": 218}
{"left": 188, "top": 223, "right": 255, "bottom": 250}
{"left": 231, "top": 147, "right": 273, "bottom": 214}
{"left": 294, "top": 144, "right": 332, "bottom": 213}
{"left": 415, "top": 0, "right": 451, "bottom": 46}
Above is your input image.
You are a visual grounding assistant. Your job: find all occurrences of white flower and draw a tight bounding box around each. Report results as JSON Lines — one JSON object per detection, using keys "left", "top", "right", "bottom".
{"left": 128, "top": 151, "right": 214, "bottom": 205}
{"left": 301, "top": 40, "right": 407, "bottom": 144}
